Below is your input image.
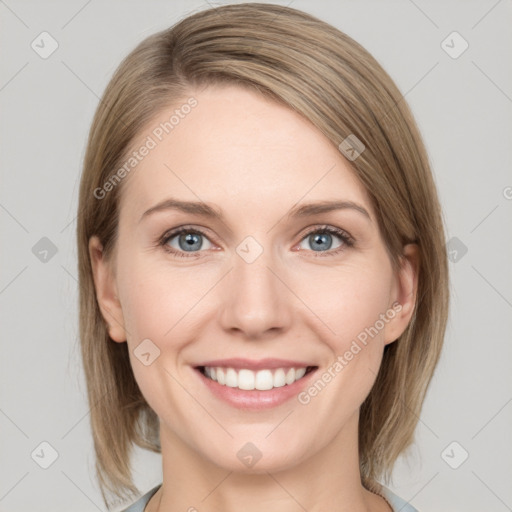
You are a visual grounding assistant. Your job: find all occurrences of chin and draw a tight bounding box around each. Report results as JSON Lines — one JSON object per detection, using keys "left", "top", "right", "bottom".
{"left": 200, "top": 438, "right": 311, "bottom": 475}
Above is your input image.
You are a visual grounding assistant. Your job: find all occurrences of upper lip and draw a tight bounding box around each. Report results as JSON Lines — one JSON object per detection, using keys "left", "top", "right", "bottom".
{"left": 194, "top": 358, "right": 316, "bottom": 371}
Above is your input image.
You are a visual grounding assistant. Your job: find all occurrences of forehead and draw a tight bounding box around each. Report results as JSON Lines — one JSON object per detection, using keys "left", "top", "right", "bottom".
{"left": 119, "top": 84, "right": 372, "bottom": 223}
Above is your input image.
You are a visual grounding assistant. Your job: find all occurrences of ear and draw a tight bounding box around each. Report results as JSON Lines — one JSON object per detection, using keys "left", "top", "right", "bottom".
{"left": 89, "top": 235, "right": 127, "bottom": 343}
{"left": 384, "top": 243, "right": 420, "bottom": 345}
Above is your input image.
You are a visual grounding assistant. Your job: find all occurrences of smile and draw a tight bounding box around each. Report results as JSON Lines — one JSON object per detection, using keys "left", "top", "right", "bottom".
{"left": 199, "top": 366, "right": 315, "bottom": 390}
{"left": 194, "top": 361, "right": 318, "bottom": 410}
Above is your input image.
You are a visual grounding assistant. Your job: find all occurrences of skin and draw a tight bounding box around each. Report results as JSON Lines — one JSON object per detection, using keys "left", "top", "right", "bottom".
{"left": 90, "top": 84, "right": 419, "bottom": 512}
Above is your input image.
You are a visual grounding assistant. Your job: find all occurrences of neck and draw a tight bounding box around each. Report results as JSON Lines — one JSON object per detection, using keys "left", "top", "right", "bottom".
{"left": 149, "top": 412, "right": 391, "bottom": 512}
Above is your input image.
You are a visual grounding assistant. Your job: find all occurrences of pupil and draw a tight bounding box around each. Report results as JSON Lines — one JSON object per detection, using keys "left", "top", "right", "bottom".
{"left": 181, "top": 233, "right": 200, "bottom": 251}
{"left": 312, "top": 233, "right": 331, "bottom": 251}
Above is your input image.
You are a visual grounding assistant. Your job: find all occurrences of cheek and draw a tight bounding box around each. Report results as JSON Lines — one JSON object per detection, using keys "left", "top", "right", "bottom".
{"left": 115, "top": 253, "right": 209, "bottom": 401}
{"left": 116, "top": 251, "right": 195, "bottom": 340}
{"left": 294, "top": 266, "right": 394, "bottom": 423}
{"left": 294, "top": 259, "right": 394, "bottom": 350}
{"left": 115, "top": 255, "right": 197, "bottom": 421}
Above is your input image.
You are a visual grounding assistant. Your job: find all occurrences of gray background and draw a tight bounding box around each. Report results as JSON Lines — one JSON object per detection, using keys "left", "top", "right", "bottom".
{"left": 1, "top": 0, "right": 511, "bottom": 510}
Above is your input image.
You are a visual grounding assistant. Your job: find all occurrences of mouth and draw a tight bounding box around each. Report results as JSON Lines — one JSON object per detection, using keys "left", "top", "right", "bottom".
{"left": 196, "top": 365, "right": 317, "bottom": 391}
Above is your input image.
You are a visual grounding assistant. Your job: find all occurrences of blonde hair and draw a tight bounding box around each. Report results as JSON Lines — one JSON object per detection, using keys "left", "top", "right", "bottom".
{"left": 77, "top": 3, "right": 449, "bottom": 508}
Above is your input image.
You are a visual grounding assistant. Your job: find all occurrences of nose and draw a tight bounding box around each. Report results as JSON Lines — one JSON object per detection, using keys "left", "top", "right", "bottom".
{"left": 218, "top": 243, "right": 292, "bottom": 340}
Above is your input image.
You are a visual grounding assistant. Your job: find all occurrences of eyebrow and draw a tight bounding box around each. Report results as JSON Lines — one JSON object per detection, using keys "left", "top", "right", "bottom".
{"left": 139, "top": 198, "right": 372, "bottom": 223}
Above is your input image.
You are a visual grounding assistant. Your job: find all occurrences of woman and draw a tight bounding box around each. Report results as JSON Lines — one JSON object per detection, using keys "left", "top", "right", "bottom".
{"left": 77, "top": 3, "right": 449, "bottom": 511}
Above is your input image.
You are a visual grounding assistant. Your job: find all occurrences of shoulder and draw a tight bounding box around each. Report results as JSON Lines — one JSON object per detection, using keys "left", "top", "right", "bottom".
{"left": 119, "top": 484, "right": 161, "bottom": 512}
{"left": 378, "top": 484, "right": 419, "bottom": 512}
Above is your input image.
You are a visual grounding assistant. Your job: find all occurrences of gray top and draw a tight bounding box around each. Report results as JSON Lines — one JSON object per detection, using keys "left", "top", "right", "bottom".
{"left": 120, "top": 484, "right": 159, "bottom": 512}
{"left": 380, "top": 485, "right": 419, "bottom": 511}
{"left": 120, "top": 483, "right": 419, "bottom": 512}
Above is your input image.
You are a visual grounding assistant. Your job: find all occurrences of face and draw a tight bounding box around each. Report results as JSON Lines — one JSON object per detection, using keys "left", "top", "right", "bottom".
{"left": 90, "top": 84, "right": 417, "bottom": 474}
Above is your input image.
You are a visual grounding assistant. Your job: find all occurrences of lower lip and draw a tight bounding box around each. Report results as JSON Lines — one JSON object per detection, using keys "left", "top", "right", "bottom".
{"left": 195, "top": 368, "right": 317, "bottom": 410}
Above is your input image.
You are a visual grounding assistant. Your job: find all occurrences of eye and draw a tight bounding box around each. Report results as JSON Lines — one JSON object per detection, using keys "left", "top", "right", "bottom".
{"left": 297, "top": 225, "right": 354, "bottom": 257}
{"left": 160, "top": 227, "right": 213, "bottom": 257}
{"left": 158, "top": 224, "right": 354, "bottom": 259}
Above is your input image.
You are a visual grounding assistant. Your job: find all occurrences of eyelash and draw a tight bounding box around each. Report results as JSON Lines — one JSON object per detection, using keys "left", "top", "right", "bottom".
{"left": 157, "top": 225, "right": 355, "bottom": 259}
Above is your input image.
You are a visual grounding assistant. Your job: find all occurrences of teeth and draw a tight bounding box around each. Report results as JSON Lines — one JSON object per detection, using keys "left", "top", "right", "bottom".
{"left": 255, "top": 369, "right": 273, "bottom": 390}
{"left": 202, "top": 366, "right": 310, "bottom": 390}
{"left": 295, "top": 367, "right": 307, "bottom": 380}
